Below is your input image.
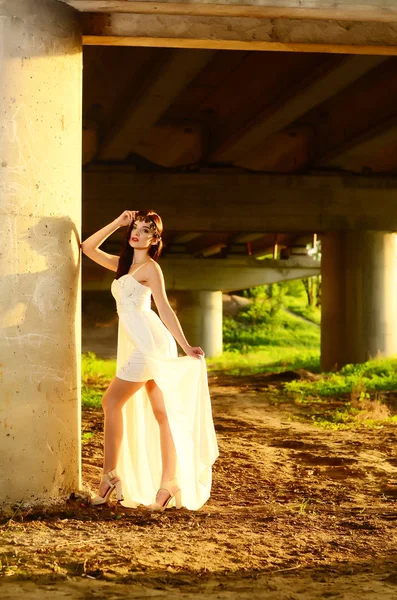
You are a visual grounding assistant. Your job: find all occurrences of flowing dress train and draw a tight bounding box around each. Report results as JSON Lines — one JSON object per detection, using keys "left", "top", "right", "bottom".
{"left": 110, "top": 269, "right": 219, "bottom": 510}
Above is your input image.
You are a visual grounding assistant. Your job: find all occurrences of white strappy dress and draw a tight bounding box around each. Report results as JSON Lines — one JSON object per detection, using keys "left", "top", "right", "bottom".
{"left": 110, "top": 265, "right": 219, "bottom": 511}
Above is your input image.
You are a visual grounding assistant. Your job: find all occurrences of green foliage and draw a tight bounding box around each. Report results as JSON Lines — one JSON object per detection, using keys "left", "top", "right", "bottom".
{"left": 217, "top": 280, "right": 321, "bottom": 374}
{"left": 207, "top": 348, "right": 320, "bottom": 375}
{"left": 285, "top": 357, "right": 397, "bottom": 399}
{"left": 286, "top": 301, "right": 321, "bottom": 325}
{"left": 223, "top": 305, "right": 320, "bottom": 352}
{"left": 240, "top": 283, "right": 286, "bottom": 326}
{"left": 82, "top": 352, "right": 116, "bottom": 409}
{"left": 82, "top": 351, "right": 116, "bottom": 381}
{"left": 81, "top": 385, "right": 104, "bottom": 409}
{"left": 282, "top": 279, "right": 307, "bottom": 298}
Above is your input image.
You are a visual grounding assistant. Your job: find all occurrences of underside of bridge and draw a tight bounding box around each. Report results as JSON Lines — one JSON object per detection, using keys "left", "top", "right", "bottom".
{"left": 1, "top": 0, "right": 397, "bottom": 503}
{"left": 81, "top": 43, "right": 397, "bottom": 365}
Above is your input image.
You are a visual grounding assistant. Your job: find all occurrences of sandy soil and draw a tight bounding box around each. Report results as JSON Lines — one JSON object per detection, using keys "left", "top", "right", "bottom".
{"left": 1, "top": 372, "right": 397, "bottom": 599}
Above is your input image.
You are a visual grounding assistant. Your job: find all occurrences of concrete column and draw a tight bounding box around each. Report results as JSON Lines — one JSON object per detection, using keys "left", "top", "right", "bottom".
{"left": 199, "top": 290, "right": 223, "bottom": 358}
{"left": 321, "top": 232, "right": 347, "bottom": 370}
{"left": 321, "top": 231, "right": 397, "bottom": 370}
{"left": 0, "top": 1, "right": 82, "bottom": 503}
{"left": 176, "top": 290, "right": 223, "bottom": 357}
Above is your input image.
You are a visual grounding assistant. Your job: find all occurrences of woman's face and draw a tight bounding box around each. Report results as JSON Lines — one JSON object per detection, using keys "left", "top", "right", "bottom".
{"left": 129, "top": 219, "right": 157, "bottom": 250}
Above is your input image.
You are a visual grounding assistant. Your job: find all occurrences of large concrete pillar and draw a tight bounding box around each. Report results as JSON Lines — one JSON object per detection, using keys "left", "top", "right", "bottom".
{"left": 321, "top": 231, "right": 397, "bottom": 371}
{"left": 321, "top": 232, "right": 347, "bottom": 370}
{"left": 176, "top": 291, "right": 223, "bottom": 357}
{"left": 0, "top": 1, "right": 82, "bottom": 503}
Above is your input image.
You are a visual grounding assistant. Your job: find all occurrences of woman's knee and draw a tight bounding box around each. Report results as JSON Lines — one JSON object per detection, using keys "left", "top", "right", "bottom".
{"left": 152, "top": 405, "right": 168, "bottom": 425}
{"left": 102, "top": 391, "right": 122, "bottom": 413}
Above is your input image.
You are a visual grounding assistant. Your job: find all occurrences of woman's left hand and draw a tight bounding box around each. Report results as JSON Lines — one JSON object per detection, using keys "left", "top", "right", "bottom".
{"left": 185, "top": 345, "right": 205, "bottom": 359}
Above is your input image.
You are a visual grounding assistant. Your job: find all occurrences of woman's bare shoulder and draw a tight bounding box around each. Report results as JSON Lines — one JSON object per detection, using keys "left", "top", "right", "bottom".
{"left": 147, "top": 259, "right": 163, "bottom": 274}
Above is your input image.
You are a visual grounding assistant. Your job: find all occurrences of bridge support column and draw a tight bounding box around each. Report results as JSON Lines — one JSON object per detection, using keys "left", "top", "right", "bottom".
{"left": 321, "top": 231, "right": 397, "bottom": 371}
{"left": 0, "top": 0, "right": 82, "bottom": 503}
{"left": 176, "top": 291, "right": 223, "bottom": 357}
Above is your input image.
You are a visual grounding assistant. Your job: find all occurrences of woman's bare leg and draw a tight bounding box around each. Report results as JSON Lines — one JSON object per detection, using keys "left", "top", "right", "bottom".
{"left": 98, "top": 376, "right": 145, "bottom": 496}
{"left": 145, "top": 380, "right": 177, "bottom": 503}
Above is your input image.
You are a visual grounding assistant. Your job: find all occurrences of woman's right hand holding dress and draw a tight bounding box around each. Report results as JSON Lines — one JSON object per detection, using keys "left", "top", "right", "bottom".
{"left": 184, "top": 345, "right": 205, "bottom": 359}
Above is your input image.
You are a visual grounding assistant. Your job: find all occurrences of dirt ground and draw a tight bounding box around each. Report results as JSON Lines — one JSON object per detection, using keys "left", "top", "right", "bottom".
{"left": 1, "top": 372, "right": 397, "bottom": 599}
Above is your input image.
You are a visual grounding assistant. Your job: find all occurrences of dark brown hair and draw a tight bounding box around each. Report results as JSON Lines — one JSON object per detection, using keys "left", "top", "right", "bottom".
{"left": 116, "top": 210, "right": 163, "bottom": 279}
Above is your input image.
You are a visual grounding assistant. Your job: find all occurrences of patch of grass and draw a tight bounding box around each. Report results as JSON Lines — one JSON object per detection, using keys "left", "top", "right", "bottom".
{"left": 82, "top": 352, "right": 116, "bottom": 382}
{"left": 223, "top": 310, "right": 320, "bottom": 351}
{"left": 214, "top": 306, "right": 320, "bottom": 375}
{"left": 82, "top": 352, "right": 115, "bottom": 409}
{"left": 208, "top": 348, "right": 320, "bottom": 376}
{"left": 286, "top": 359, "right": 397, "bottom": 430}
{"left": 309, "top": 407, "right": 397, "bottom": 431}
{"left": 285, "top": 357, "right": 397, "bottom": 398}
{"left": 82, "top": 385, "right": 104, "bottom": 409}
{"left": 287, "top": 304, "right": 321, "bottom": 326}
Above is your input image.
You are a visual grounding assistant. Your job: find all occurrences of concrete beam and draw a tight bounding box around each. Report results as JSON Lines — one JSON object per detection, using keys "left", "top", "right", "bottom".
{"left": 133, "top": 120, "right": 206, "bottom": 167}
{"left": 234, "top": 126, "right": 312, "bottom": 173}
{"left": 81, "top": 12, "right": 397, "bottom": 55}
{"left": 233, "top": 233, "right": 266, "bottom": 243}
{"left": 83, "top": 256, "right": 320, "bottom": 292}
{"left": 83, "top": 169, "right": 397, "bottom": 233}
{"left": 98, "top": 49, "right": 214, "bottom": 160}
{"left": 61, "top": 1, "right": 397, "bottom": 24}
{"left": 317, "top": 116, "right": 397, "bottom": 170}
{"left": 212, "top": 55, "right": 385, "bottom": 163}
{"left": 171, "top": 232, "right": 202, "bottom": 243}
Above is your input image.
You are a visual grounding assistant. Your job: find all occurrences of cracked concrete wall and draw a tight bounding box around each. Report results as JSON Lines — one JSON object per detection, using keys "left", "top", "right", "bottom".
{"left": 0, "top": 0, "right": 82, "bottom": 504}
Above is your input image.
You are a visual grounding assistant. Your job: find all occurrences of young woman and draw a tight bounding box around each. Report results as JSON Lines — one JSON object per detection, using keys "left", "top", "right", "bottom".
{"left": 81, "top": 209, "right": 218, "bottom": 511}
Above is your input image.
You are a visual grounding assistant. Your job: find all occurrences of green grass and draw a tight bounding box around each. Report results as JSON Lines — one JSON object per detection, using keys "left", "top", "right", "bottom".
{"left": 284, "top": 356, "right": 397, "bottom": 430}
{"left": 82, "top": 352, "right": 115, "bottom": 409}
{"left": 285, "top": 356, "right": 397, "bottom": 398}
{"left": 223, "top": 310, "right": 320, "bottom": 349}
{"left": 287, "top": 304, "right": 321, "bottom": 325}
{"left": 82, "top": 352, "right": 116, "bottom": 381}
{"left": 207, "top": 348, "right": 320, "bottom": 375}
{"left": 216, "top": 306, "right": 321, "bottom": 374}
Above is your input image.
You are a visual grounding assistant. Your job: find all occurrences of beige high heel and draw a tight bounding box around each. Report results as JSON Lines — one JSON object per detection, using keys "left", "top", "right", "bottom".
{"left": 91, "top": 469, "right": 124, "bottom": 506}
{"left": 149, "top": 478, "right": 182, "bottom": 512}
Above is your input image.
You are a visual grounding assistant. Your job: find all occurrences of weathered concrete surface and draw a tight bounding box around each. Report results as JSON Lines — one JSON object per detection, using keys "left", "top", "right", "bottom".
{"left": 321, "top": 231, "right": 397, "bottom": 370}
{"left": 0, "top": 0, "right": 82, "bottom": 504}
{"left": 82, "top": 12, "right": 397, "bottom": 54}
{"left": 61, "top": 0, "right": 397, "bottom": 24}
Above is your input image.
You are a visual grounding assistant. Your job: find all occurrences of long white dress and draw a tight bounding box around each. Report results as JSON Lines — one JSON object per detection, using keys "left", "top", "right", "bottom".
{"left": 110, "top": 268, "right": 219, "bottom": 510}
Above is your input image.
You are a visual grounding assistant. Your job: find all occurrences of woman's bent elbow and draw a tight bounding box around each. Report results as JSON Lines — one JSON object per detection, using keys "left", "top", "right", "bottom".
{"left": 80, "top": 242, "right": 92, "bottom": 256}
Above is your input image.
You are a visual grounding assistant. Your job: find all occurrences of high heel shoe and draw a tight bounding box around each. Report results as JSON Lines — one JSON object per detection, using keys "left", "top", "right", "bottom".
{"left": 149, "top": 478, "right": 182, "bottom": 512}
{"left": 91, "top": 469, "right": 124, "bottom": 506}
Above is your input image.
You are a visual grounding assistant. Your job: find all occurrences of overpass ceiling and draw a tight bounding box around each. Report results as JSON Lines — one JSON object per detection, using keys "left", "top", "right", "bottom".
{"left": 83, "top": 47, "right": 397, "bottom": 259}
{"left": 83, "top": 47, "right": 397, "bottom": 175}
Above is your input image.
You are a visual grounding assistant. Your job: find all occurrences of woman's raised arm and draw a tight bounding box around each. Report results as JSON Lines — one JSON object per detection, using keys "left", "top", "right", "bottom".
{"left": 81, "top": 210, "right": 135, "bottom": 272}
